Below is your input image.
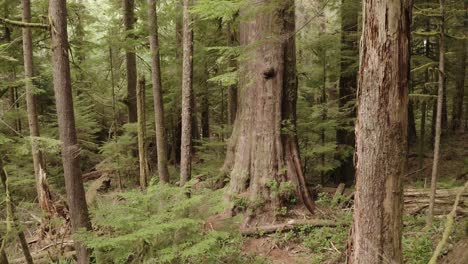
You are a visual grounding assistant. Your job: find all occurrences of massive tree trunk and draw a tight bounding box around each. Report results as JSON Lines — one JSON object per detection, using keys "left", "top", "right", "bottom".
{"left": 147, "top": 0, "right": 170, "bottom": 183}
{"left": 21, "top": 0, "right": 54, "bottom": 214}
{"left": 49, "top": 1, "right": 92, "bottom": 262}
{"left": 336, "top": 0, "right": 358, "bottom": 185}
{"left": 451, "top": 3, "right": 466, "bottom": 132}
{"left": 180, "top": 0, "right": 193, "bottom": 185}
{"left": 223, "top": 0, "right": 315, "bottom": 225}
{"left": 123, "top": 0, "right": 137, "bottom": 123}
{"left": 351, "top": 0, "right": 411, "bottom": 263}
{"left": 427, "top": 0, "right": 445, "bottom": 227}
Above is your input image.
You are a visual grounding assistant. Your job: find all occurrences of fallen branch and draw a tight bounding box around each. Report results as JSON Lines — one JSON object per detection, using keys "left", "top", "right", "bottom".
{"left": 240, "top": 219, "right": 346, "bottom": 236}
{"left": 429, "top": 180, "right": 468, "bottom": 264}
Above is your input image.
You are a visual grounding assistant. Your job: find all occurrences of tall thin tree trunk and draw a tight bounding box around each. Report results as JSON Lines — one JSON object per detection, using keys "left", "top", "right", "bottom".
{"left": 427, "top": 0, "right": 445, "bottom": 227}
{"left": 227, "top": 22, "right": 238, "bottom": 126}
{"left": 137, "top": 76, "right": 148, "bottom": 189}
{"left": 147, "top": 0, "right": 170, "bottom": 183}
{"left": 21, "top": 0, "right": 54, "bottom": 214}
{"left": 336, "top": 0, "right": 358, "bottom": 185}
{"left": 451, "top": 3, "right": 466, "bottom": 131}
{"left": 180, "top": 0, "right": 193, "bottom": 185}
{"left": 351, "top": 0, "right": 411, "bottom": 263}
{"left": 49, "top": 1, "right": 92, "bottom": 262}
{"left": 408, "top": 100, "right": 417, "bottom": 145}
{"left": 123, "top": 0, "right": 137, "bottom": 123}
{"left": 223, "top": 0, "right": 315, "bottom": 224}
{"left": 201, "top": 64, "right": 210, "bottom": 138}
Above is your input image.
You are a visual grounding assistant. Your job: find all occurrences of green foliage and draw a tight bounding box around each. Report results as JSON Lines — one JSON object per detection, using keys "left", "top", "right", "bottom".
{"left": 99, "top": 123, "right": 138, "bottom": 182}
{"left": 303, "top": 225, "right": 348, "bottom": 256}
{"left": 78, "top": 184, "right": 253, "bottom": 263}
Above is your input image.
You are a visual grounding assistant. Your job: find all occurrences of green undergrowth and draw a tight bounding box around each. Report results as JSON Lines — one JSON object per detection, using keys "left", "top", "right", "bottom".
{"left": 77, "top": 183, "right": 263, "bottom": 263}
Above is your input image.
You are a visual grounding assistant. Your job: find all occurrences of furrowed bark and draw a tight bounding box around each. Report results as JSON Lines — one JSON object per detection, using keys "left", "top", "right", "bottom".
{"left": 180, "top": 0, "right": 193, "bottom": 186}
{"left": 225, "top": 0, "right": 315, "bottom": 224}
{"left": 147, "top": 0, "right": 170, "bottom": 183}
{"left": 49, "top": 0, "right": 92, "bottom": 262}
{"left": 351, "top": 0, "right": 412, "bottom": 263}
{"left": 21, "top": 0, "right": 54, "bottom": 214}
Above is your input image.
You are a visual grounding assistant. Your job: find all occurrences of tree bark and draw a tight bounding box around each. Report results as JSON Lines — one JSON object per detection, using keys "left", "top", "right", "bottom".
{"left": 427, "top": 0, "right": 445, "bottom": 227}
{"left": 21, "top": 0, "right": 54, "bottom": 214}
{"left": 408, "top": 100, "right": 417, "bottom": 145}
{"left": 48, "top": 1, "right": 92, "bottom": 262}
{"left": 351, "top": 0, "right": 412, "bottom": 263}
{"left": 137, "top": 76, "right": 148, "bottom": 189}
{"left": 336, "top": 0, "right": 358, "bottom": 185}
{"left": 227, "top": 22, "right": 238, "bottom": 126}
{"left": 147, "top": 0, "right": 170, "bottom": 183}
{"left": 451, "top": 2, "right": 466, "bottom": 132}
{"left": 201, "top": 64, "right": 210, "bottom": 138}
{"left": 180, "top": 0, "right": 193, "bottom": 185}
{"left": 223, "top": 0, "right": 315, "bottom": 224}
{"left": 123, "top": 0, "right": 137, "bottom": 123}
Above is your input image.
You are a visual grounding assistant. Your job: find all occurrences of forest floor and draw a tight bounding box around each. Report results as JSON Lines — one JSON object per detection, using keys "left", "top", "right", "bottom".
{"left": 6, "top": 134, "right": 468, "bottom": 263}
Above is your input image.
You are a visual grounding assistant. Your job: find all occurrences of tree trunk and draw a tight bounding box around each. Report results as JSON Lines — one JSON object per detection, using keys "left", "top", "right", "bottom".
{"left": 351, "top": 0, "right": 411, "bottom": 263}
{"left": 427, "top": 0, "right": 445, "bottom": 227}
{"left": 123, "top": 0, "right": 137, "bottom": 123}
{"left": 147, "top": 0, "right": 170, "bottom": 183}
{"left": 227, "top": 22, "right": 238, "bottom": 126}
{"left": 21, "top": 0, "right": 54, "bottom": 214}
{"left": 180, "top": 0, "right": 193, "bottom": 185}
{"left": 137, "top": 76, "right": 148, "bottom": 189}
{"left": 336, "top": 0, "right": 358, "bottom": 185}
{"left": 201, "top": 64, "right": 210, "bottom": 139}
{"left": 49, "top": 1, "right": 92, "bottom": 262}
{"left": 408, "top": 100, "right": 417, "bottom": 145}
{"left": 223, "top": 0, "right": 315, "bottom": 225}
{"left": 451, "top": 3, "right": 466, "bottom": 132}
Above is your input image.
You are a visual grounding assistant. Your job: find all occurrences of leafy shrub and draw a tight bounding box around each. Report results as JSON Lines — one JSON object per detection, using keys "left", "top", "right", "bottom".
{"left": 78, "top": 184, "right": 253, "bottom": 263}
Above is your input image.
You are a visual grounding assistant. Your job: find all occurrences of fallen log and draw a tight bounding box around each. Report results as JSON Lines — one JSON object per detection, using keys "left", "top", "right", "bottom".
{"left": 319, "top": 186, "right": 467, "bottom": 216}
{"left": 429, "top": 181, "right": 468, "bottom": 264}
{"left": 240, "top": 219, "right": 346, "bottom": 236}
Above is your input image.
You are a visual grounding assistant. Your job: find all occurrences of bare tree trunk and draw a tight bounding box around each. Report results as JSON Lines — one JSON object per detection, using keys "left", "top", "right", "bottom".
{"left": 451, "top": 3, "right": 466, "bottom": 132}
{"left": 201, "top": 64, "right": 210, "bottom": 139}
{"left": 351, "top": 0, "right": 412, "bottom": 262}
{"left": 427, "top": 0, "right": 445, "bottom": 227}
{"left": 137, "top": 76, "right": 148, "bottom": 189}
{"left": 223, "top": 0, "right": 315, "bottom": 224}
{"left": 336, "top": 0, "right": 358, "bottom": 186}
{"left": 123, "top": 0, "right": 137, "bottom": 123}
{"left": 180, "top": 0, "right": 193, "bottom": 185}
{"left": 49, "top": 1, "right": 91, "bottom": 262}
{"left": 147, "top": 0, "right": 170, "bottom": 183}
{"left": 21, "top": 0, "right": 54, "bottom": 214}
